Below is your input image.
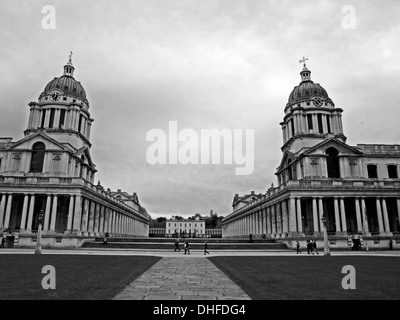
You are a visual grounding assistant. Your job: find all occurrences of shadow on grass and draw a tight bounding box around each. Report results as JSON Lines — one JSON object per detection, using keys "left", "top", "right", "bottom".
{"left": 0, "top": 255, "right": 161, "bottom": 300}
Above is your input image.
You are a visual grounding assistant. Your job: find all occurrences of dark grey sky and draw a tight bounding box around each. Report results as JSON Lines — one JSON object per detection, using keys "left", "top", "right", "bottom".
{"left": 1, "top": 0, "right": 399, "bottom": 218}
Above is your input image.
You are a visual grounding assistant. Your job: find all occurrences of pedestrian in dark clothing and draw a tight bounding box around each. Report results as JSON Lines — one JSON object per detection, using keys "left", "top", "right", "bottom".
{"left": 312, "top": 240, "right": 319, "bottom": 255}
{"left": 389, "top": 239, "right": 393, "bottom": 250}
{"left": 0, "top": 236, "right": 5, "bottom": 248}
{"left": 174, "top": 239, "right": 180, "bottom": 252}
{"left": 184, "top": 241, "right": 190, "bottom": 255}
{"left": 306, "top": 240, "right": 312, "bottom": 254}
{"left": 249, "top": 233, "right": 253, "bottom": 243}
{"left": 204, "top": 241, "right": 209, "bottom": 255}
{"left": 296, "top": 240, "right": 301, "bottom": 254}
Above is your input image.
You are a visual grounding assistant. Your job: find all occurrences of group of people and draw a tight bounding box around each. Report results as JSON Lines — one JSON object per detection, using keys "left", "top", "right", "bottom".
{"left": 174, "top": 239, "right": 209, "bottom": 255}
{"left": 296, "top": 240, "right": 319, "bottom": 255}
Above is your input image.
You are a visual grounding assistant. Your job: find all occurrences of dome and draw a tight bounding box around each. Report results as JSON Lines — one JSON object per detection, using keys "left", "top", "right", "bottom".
{"left": 41, "top": 75, "right": 87, "bottom": 101}
{"left": 287, "top": 81, "right": 332, "bottom": 105}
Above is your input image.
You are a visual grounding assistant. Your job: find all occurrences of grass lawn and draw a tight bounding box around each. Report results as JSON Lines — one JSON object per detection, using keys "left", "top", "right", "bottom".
{"left": 0, "top": 255, "right": 161, "bottom": 300}
{"left": 209, "top": 256, "right": 400, "bottom": 300}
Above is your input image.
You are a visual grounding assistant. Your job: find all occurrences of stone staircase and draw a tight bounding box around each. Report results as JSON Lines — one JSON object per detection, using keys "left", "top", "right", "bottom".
{"left": 82, "top": 237, "right": 289, "bottom": 250}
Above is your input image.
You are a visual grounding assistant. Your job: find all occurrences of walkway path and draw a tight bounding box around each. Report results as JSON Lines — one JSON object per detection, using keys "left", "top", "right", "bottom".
{"left": 113, "top": 257, "right": 252, "bottom": 300}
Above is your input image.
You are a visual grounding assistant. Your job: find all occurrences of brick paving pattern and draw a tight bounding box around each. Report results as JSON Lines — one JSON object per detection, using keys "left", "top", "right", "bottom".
{"left": 113, "top": 257, "right": 251, "bottom": 300}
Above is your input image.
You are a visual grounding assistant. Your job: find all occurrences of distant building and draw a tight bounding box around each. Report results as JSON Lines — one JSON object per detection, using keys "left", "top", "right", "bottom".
{"left": 166, "top": 216, "right": 205, "bottom": 237}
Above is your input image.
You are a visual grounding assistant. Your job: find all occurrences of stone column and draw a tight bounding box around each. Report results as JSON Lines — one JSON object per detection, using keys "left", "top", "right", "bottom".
{"left": 99, "top": 205, "right": 105, "bottom": 235}
{"left": 49, "top": 195, "right": 58, "bottom": 232}
{"left": 26, "top": 195, "right": 35, "bottom": 231}
{"left": 88, "top": 201, "right": 95, "bottom": 236}
{"left": 72, "top": 195, "right": 82, "bottom": 235}
{"left": 296, "top": 198, "right": 303, "bottom": 233}
{"left": 3, "top": 194, "right": 13, "bottom": 229}
{"left": 318, "top": 197, "right": 324, "bottom": 232}
{"left": 94, "top": 203, "right": 100, "bottom": 236}
{"left": 276, "top": 203, "right": 282, "bottom": 237}
{"left": 397, "top": 199, "right": 400, "bottom": 234}
{"left": 271, "top": 205, "right": 277, "bottom": 237}
{"left": 20, "top": 194, "right": 29, "bottom": 231}
{"left": 81, "top": 198, "right": 89, "bottom": 235}
{"left": 0, "top": 194, "right": 7, "bottom": 231}
{"left": 66, "top": 195, "right": 75, "bottom": 234}
{"left": 312, "top": 197, "right": 319, "bottom": 234}
{"left": 334, "top": 197, "right": 341, "bottom": 232}
{"left": 340, "top": 198, "right": 347, "bottom": 233}
{"left": 282, "top": 201, "right": 288, "bottom": 236}
{"left": 376, "top": 198, "right": 384, "bottom": 233}
{"left": 361, "top": 197, "right": 369, "bottom": 234}
{"left": 381, "top": 198, "right": 391, "bottom": 235}
{"left": 355, "top": 198, "right": 363, "bottom": 232}
{"left": 289, "top": 197, "right": 297, "bottom": 235}
{"left": 54, "top": 109, "right": 60, "bottom": 128}
{"left": 43, "top": 194, "right": 52, "bottom": 231}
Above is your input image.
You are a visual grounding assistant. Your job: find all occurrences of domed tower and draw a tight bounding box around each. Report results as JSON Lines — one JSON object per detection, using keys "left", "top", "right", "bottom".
{"left": 280, "top": 58, "right": 346, "bottom": 154}
{"left": 25, "top": 52, "right": 94, "bottom": 150}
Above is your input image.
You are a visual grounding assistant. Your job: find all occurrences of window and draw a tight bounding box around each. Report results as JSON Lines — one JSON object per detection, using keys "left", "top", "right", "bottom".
{"left": 326, "top": 115, "right": 332, "bottom": 133}
{"left": 367, "top": 165, "right": 378, "bottom": 178}
{"left": 63, "top": 97, "right": 67, "bottom": 101}
{"left": 326, "top": 147, "right": 340, "bottom": 178}
{"left": 41, "top": 110, "right": 46, "bottom": 128}
{"left": 388, "top": 165, "right": 398, "bottom": 178}
{"left": 290, "top": 119, "right": 295, "bottom": 137}
{"left": 59, "top": 109, "right": 66, "bottom": 128}
{"left": 52, "top": 154, "right": 61, "bottom": 172}
{"left": 307, "top": 114, "right": 313, "bottom": 131}
{"left": 49, "top": 109, "right": 55, "bottom": 128}
{"left": 307, "top": 102, "right": 310, "bottom": 106}
{"left": 29, "top": 142, "right": 46, "bottom": 173}
{"left": 349, "top": 160, "right": 359, "bottom": 177}
{"left": 12, "top": 154, "right": 21, "bottom": 171}
{"left": 317, "top": 114, "right": 323, "bottom": 133}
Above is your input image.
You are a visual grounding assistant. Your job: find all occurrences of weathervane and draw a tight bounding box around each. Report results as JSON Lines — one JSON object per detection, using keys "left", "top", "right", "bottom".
{"left": 299, "top": 56, "right": 308, "bottom": 68}
{"left": 68, "top": 51, "right": 73, "bottom": 64}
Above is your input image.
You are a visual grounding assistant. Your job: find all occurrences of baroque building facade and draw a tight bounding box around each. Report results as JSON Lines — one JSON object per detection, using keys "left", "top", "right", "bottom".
{"left": 222, "top": 61, "right": 400, "bottom": 249}
{"left": 0, "top": 55, "right": 149, "bottom": 247}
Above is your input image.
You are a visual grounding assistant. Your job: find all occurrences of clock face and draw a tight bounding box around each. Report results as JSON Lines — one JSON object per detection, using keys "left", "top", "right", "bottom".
{"left": 312, "top": 97, "right": 323, "bottom": 107}
{"left": 51, "top": 91, "right": 60, "bottom": 101}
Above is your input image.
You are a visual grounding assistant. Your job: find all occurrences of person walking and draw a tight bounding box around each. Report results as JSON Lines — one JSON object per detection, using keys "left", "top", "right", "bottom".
{"left": 204, "top": 241, "right": 209, "bottom": 255}
{"left": 174, "top": 238, "right": 180, "bottom": 252}
{"left": 249, "top": 233, "right": 253, "bottom": 243}
{"left": 312, "top": 240, "right": 319, "bottom": 255}
{"left": 0, "top": 236, "right": 5, "bottom": 248}
{"left": 296, "top": 240, "right": 301, "bottom": 254}
{"left": 306, "top": 240, "right": 311, "bottom": 254}
{"left": 184, "top": 241, "right": 190, "bottom": 255}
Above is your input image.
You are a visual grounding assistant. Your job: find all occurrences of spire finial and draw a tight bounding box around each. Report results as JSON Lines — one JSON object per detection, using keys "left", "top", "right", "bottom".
{"left": 68, "top": 51, "right": 73, "bottom": 65}
{"left": 299, "top": 56, "right": 308, "bottom": 69}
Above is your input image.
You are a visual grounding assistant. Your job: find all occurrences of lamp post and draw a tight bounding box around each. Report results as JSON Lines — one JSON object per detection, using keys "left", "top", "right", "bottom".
{"left": 34, "top": 210, "right": 44, "bottom": 255}
{"left": 321, "top": 213, "right": 330, "bottom": 256}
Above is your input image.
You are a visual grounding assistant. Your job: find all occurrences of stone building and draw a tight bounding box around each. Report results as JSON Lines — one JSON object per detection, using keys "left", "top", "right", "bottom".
{"left": 222, "top": 61, "right": 400, "bottom": 249}
{"left": 166, "top": 217, "right": 205, "bottom": 237}
{"left": 0, "top": 55, "right": 149, "bottom": 247}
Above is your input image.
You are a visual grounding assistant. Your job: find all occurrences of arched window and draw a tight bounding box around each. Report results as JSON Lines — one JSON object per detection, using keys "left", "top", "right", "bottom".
{"left": 52, "top": 154, "right": 61, "bottom": 172}
{"left": 12, "top": 154, "right": 21, "bottom": 172}
{"left": 326, "top": 147, "right": 340, "bottom": 178}
{"left": 29, "top": 142, "right": 46, "bottom": 173}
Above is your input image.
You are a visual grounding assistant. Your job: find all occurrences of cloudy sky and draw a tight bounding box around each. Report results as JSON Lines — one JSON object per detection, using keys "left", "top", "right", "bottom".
{"left": 0, "top": 0, "right": 399, "bottom": 218}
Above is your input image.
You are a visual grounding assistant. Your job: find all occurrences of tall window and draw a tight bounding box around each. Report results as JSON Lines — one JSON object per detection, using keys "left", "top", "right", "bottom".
{"left": 78, "top": 115, "right": 83, "bottom": 133}
{"left": 59, "top": 109, "right": 66, "bottom": 128}
{"left": 307, "top": 114, "right": 313, "bottom": 131}
{"left": 367, "top": 164, "right": 378, "bottom": 178}
{"left": 29, "top": 142, "right": 46, "bottom": 173}
{"left": 317, "top": 114, "right": 323, "bottom": 133}
{"left": 12, "top": 154, "right": 21, "bottom": 171}
{"left": 388, "top": 165, "right": 398, "bottom": 178}
{"left": 326, "top": 147, "right": 340, "bottom": 178}
{"left": 49, "top": 109, "right": 55, "bottom": 128}
{"left": 40, "top": 110, "right": 46, "bottom": 128}
{"left": 326, "top": 115, "right": 332, "bottom": 133}
{"left": 290, "top": 119, "right": 295, "bottom": 137}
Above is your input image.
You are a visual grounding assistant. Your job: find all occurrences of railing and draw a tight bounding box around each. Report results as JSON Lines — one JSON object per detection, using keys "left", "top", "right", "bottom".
{"left": 357, "top": 144, "right": 400, "bottom": 154}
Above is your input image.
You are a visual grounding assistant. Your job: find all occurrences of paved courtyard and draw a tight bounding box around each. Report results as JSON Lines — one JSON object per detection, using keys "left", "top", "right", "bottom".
{"left": 113, "top": 257, "right": 251, "bottom": 300}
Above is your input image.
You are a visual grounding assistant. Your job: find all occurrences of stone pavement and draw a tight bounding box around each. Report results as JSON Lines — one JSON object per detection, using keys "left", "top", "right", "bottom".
{"left": 113, "top": 257, "right": 252, "bottom": 300}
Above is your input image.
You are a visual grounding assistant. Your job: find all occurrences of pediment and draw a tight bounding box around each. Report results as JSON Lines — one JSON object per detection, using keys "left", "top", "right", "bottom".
{"left": 303, "top": 138, "right": 363, "bottom": 157}
{"left": 6, "top": 132, "right": 69, "bottom": 151}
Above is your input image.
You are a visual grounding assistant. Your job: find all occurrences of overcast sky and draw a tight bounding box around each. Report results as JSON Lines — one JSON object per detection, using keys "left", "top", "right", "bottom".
{"left": 1, "top": 0, "right": 399, "bottom": 218}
